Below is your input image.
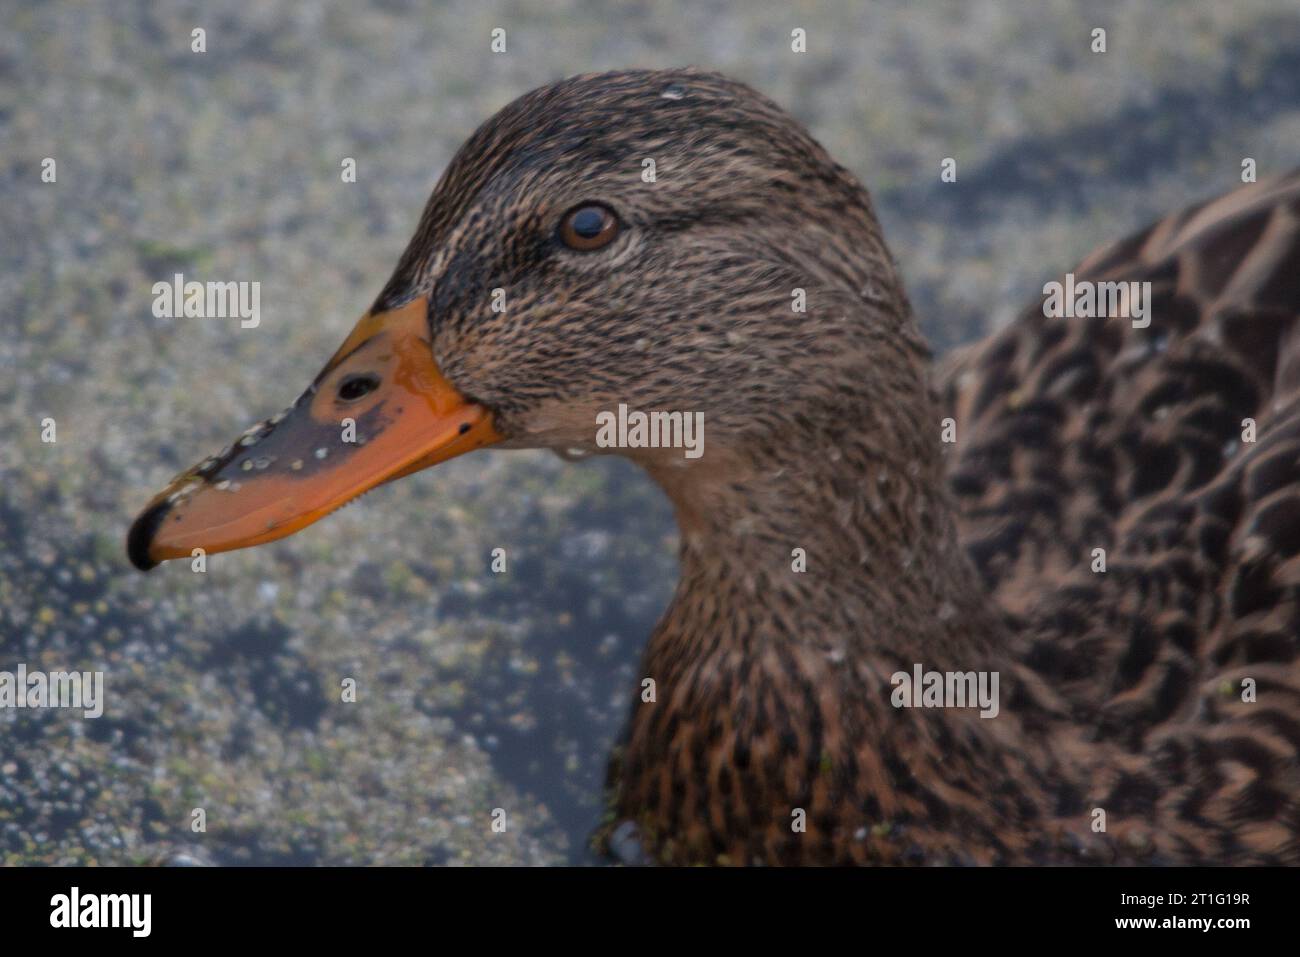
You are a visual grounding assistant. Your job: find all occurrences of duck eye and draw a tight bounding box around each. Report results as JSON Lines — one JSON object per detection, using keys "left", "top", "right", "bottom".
{"left": 337, "top": 373, "right": 380, "bottom": 401}
{"left": 558, "top": 203, "right": 619, "bottom": 251}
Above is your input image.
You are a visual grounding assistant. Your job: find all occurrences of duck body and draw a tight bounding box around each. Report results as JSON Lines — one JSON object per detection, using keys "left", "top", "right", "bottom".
{"left": 128, "top": 70, "right": 1300, "bottom": 866}
{"left": 610, "top": 160, "right": 1300, "bottom": 866}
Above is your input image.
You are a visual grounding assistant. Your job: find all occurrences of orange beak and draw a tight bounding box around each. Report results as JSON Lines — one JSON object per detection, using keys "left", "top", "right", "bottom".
{"left": 126, "top": 296, "right": 502, "bottom": 570}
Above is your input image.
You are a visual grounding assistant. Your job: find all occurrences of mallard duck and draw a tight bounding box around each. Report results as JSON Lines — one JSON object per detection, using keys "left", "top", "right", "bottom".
{"left": 127, "top": 69, "right": 1300, "bottom": 866}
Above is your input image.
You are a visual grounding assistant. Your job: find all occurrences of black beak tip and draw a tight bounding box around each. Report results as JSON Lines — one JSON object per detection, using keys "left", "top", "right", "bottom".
{"left": 126, "top": 500, "right": 170, "bottom": 572}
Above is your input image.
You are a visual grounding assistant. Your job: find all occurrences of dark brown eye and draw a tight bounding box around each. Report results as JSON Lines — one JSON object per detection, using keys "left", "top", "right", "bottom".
{"left": 558, "top": 203, "right": 619, "bottom": 251}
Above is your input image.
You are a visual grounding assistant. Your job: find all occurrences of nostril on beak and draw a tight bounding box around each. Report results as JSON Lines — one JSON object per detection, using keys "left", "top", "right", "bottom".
{"left": 338, "top": 373, "right": 381, "bottom": 402}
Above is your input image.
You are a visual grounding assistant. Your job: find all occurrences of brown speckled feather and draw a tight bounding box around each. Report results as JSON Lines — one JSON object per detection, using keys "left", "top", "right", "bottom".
{"left": 938, "top": 171, "right": 1300, "bottom": 863}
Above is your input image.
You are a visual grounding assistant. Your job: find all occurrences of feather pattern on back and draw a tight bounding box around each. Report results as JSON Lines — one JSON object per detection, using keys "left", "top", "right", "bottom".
{"left": 939, "top": 170, "right": 1300, "bottom": 863}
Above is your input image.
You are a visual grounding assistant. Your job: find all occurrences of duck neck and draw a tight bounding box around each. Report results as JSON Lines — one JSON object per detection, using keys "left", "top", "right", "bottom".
{"left": 609, "top": 345, "right": 1044, "bottom": 863}
{"left": 647, "top": 360, "right": 1001, "bottom": 667}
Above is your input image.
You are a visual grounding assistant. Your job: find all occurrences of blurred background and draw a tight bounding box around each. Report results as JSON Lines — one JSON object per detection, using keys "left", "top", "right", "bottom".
{"left": 2, "top": 0, "right": 1298, "bottom": 865}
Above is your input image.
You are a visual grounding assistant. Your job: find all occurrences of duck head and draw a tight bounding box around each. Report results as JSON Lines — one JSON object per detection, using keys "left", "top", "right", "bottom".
{"left": 128, "top": 68, "right": 918, "bottom": 570}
